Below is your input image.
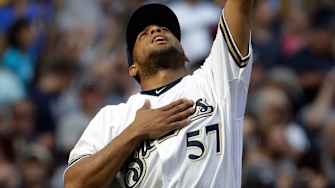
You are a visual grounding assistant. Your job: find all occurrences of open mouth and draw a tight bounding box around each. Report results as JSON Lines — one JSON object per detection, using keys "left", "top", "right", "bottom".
{"left": 152, "top": 35, "right": 167, "bottom": 44}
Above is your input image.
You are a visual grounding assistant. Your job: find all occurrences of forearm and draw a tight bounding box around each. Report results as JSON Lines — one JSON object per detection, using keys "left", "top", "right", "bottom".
{"left": 64, "top": 98, "right": 195, "bottom": 188}
{"left": 64, "top": 125, "right": 143, "bottom": 188}
{"left": 224, "top": 0, "right": 254, "bottom": 56}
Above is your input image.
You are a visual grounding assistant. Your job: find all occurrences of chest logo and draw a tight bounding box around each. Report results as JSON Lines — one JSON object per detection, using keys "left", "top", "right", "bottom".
{"left": 123, "top": 140, "right": 155, "bottom": 188}
{"left": 122, "top": 98, "right": 214, "bottom": 187}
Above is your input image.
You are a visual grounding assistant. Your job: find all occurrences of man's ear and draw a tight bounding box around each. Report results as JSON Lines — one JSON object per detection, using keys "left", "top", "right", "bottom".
{"left": 128, "top": 64, "right": 138, "bottom": 77}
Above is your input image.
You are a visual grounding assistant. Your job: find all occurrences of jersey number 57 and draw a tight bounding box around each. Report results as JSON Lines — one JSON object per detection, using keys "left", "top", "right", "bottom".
{"left": 186, "top": 124, "right": 221, "bottom": 160}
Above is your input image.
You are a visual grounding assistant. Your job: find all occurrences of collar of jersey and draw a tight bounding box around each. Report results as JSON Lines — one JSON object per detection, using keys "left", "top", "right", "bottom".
{"left": 140, "top": 77, "right": 183, "bottom": 96}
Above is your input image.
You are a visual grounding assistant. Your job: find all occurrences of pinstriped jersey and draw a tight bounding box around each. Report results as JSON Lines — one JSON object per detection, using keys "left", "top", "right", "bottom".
{"left": 67, "top": 9, "right": 253, "bottom": 188}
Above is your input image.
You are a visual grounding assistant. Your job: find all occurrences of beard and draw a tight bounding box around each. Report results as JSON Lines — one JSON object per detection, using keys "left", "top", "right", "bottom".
{"left": 139, "top": 45, "right": 187, "bottom": 79}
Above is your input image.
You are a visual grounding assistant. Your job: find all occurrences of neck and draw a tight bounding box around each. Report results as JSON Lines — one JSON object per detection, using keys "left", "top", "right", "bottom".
{"left": 141, "top": 68, "right": 188, "bottom": 91}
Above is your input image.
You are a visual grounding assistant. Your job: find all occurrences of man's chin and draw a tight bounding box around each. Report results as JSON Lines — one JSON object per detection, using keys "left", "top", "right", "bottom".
{"left": 147, "top": 45, "right": 186, "bottom": 70}
{"left": 138, "top": 45, "right": 186, "bottom": 79}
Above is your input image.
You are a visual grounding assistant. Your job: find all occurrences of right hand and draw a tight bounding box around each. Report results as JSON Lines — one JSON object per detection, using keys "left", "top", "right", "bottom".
{"left": 130, "top": 99, "right": 195, "bottom": 140}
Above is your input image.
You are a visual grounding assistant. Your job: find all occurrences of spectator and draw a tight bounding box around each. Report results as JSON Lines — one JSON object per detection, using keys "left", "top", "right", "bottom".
{"left": 31, "top": 61, "right": 77, "bottom": 135}
{"left": 252, "top": 0, "right": 281, "bottom": 67}
{"left": 0, "top": 162, "right": 19, "bottom": 188}
{"left": 56, "top": 77, "right": 105, "bottom": 154}
{"left": 0, "top": 124, "right": 19, "bottom": 188}
{"left": 52, "top": 76, "right": 106, "bottom": 188}
{"left": 0, "top": 68, "right": 26, "bottom": 105}
{"left": 301, "top": 68, "right": 335, "bottom": 146}
{"left": 0, "top": 0, "right": 54, "bottom": 32}
{"left": 20, "top": 144, "right": 52, "bottom": 188}
{"left": 11, "top": 99, "right": 36, "bottom": 162}
{"left": 284, "top": 7, "right": 335, "bottom": 103}
{"left": 248, "top": 86, "right": 309, "bottom": 179}
{"left": 2, "top": 17, "right": 35, "bottom": 86}
{"left": 280, "top": 6, "right": 309, "bottom": 58}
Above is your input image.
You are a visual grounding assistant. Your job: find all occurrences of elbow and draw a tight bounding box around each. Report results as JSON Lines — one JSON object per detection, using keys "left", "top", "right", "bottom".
{"left": 64, "top": 170, "right": 84, "bottom": 188}
{"left": 64, "top": 182, "right": 79, "bottom": 188}
{"left": 64, "top": 169, "right": 100, "bottom": 188}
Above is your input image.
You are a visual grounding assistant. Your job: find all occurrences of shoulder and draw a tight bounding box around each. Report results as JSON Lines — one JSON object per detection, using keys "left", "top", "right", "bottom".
{"left": 97, "top": 103, "right": 128, "bottom": 122}
{"left": 97, "top": 93, "right": 143, "bottom": 123}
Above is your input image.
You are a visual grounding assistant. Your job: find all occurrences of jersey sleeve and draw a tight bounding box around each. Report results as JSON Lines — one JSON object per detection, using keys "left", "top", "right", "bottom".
{"left": 192, "top": 9, "right": 253, "bottom": 119}
{"left": 66, "top": 106, "right": 117, "bottom": 169}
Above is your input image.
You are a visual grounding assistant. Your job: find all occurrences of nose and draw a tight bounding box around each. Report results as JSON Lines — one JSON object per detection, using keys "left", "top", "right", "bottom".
{"left": 148, "top": 25, "right": 162, "bottom": 35}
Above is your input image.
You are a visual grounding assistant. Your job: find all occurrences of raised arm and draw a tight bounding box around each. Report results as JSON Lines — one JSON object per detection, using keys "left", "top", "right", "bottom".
{"left": 224, "top": 0, "right": 254, "bottom": 57}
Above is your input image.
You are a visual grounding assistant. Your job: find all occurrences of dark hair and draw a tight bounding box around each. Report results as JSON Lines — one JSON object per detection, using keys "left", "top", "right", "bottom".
{"left": 7, "top": 17, "right": 31, "bottom": 48}
{"left": 311, "top": 7, "right": 335, "bottom": 30}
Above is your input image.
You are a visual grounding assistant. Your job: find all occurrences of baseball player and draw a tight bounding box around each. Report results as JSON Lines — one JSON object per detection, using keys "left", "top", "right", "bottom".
{"left": 65, "top": 1, "right": 253, "bottom": 188}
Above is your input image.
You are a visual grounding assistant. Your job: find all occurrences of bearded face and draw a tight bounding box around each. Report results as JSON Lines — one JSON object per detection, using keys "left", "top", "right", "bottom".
{"left": 131, "top": 25, "right": 187, "bottom": 80}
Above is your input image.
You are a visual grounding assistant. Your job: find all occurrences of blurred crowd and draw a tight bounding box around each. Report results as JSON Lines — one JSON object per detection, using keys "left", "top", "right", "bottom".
{"left": 0, "top": 0, "right": 334, "bottom": 188}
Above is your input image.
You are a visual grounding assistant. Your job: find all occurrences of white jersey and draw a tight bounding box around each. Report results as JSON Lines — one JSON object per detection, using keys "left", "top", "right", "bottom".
{"left": 67, "top": 10, "right": 253, "bottom": 188}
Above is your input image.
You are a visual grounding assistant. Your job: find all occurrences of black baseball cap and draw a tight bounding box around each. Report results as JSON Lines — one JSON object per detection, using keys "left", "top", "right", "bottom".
{"left": 126, "top": 3, "right": 181, "bottom": 66}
